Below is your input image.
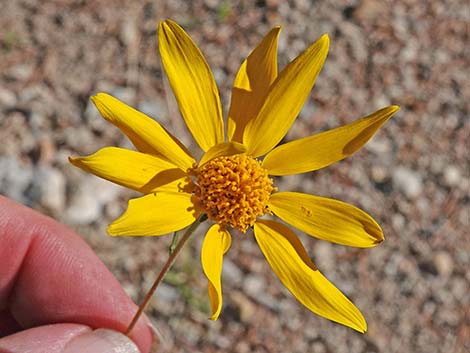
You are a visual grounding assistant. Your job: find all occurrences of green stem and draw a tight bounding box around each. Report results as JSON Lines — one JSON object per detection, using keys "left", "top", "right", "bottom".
{"left": 125, "top": 214, "right": 206, "bottom": 335}
{"left": 169, "top": 231, "right": 179, "bottom": 254}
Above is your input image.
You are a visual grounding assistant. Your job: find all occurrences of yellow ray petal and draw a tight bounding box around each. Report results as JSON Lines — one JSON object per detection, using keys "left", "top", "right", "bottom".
{"left": 92, "top": 93, "right": 195, "bottom": 170}
{"left": 107, "top": 192, "right": 199, "bottom": 236}
{"left": 263, "top": 106, "right": 400, "bottom": 175}
{"left": 254, "top": 219, "right": 367, "bottom": 332}
{"left": 227, "top": 27, "right": 281, "bottom": 143}
{"left": 201, "top": 224, "right": 232, "bottom": 320}
{"left": 269, "top": 192, "right": 383, "bottom": 247}
{"left": 159, "top": 20, "right": 224, "bottom": 151}
{"left": 244, "top": 34, "right": 329, "bottom": 157}
{"left": 69, "top": 147, "right": 188, "bottom": 194}
{"left": 198, "top": 141, "right": 247, "bottom": 166}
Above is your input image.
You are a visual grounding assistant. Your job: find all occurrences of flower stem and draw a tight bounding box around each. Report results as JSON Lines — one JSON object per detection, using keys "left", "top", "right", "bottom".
{"left": 125, "top": 214, "right": 206, "bottom": 335}
{"left": 169, "top": 231, "right": 179, "bottom": 254}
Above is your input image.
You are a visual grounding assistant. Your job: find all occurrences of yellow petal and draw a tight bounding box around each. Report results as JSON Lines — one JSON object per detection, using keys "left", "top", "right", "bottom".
{"left": 244, "top": 34, "right": 329, "bottom": 157}
{"left": 254, "top": 219, "right": 367, "bottom": 332}
{"left": 227, "top": 27, "right": 281, "bottom": 143}
{"left": 199, "top": 141, "right": 247, "bottom": 166}
{"left": 269, "top": 192, "right": 383, "bottom": 247}
{"left": 92, "top": 93, "right": 195, "bottom": 170}
{"left": 107, "top": 192, "right": 199, "bottom": 236}
{"left": 201, "top": 224, "right": 232, "bottom": 320}
{"left": 69, "top": 147, "right": 188, "bottom": 193}
{"left": 159, "top": 20, "right": 224, "bottom": 151}
{"left": 263, "top": 106, "right": 400, "bottom": 175}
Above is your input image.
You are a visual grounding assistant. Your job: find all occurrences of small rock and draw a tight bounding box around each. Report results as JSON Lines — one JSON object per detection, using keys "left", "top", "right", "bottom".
{"left": 366, "top": 137, "right": 392, "bottom": 154}
{"left": 7, "top": 63, "right": 34, "bottom": 81}
{"left": 0, "top": 87, "right": 17, "bottom": 107}
{"left": 204, "top": 0, "right": 220, "bottom": 9}
{"left": 155, "top": 283, "right": 180, "bottom": 302}
{"left": 32, "top": 166, "right": 66, "bottom": 213}
{"left": 433, "top": 251, "right": 454, "bottom": 277}
{"left": 104, "top": 201, "right": 124, "bottom": 220}
{"left": 443, "top": 166, "right": 461, "bottom": 187}
{"left": 354, "top": 0, "right": 386, "bottom": 22}
{"left": 63, "top": 126, "right": 95, "bottom": 152}
{"left": 314, "top": 241, "right": 335, "bottom": 273}
{"left": 337, "top": 22, "right": 367, "bottom": 61}
{"left": 243, "top": 274, "right": 265, "bottom": 297}
{"left": 138, "top": 98, "right": 169, "bottom": 124}
{"left": 371, "top": 165, "right": 388, "bottom": 183}
{"left": 222, "top": 258, "right": 243, "bottom": 285}
{"left": 230, "top": 291, "right": 256, "bottom": 323}
{"left": 212, "top": 67, "right": 227, "bottom": 89}
{"left": 242, "top": 274, "right": 278, "bottom": 310}
{"left": 109, "top": 87, "right": 136, "bottom": 104}
{"left": 65, "top": 175, "right": 121, "bottom": 224}
{"left": 0, "top": 156, "right": 34, "bottom": 204}
{"left": 65, "top": 191, "right": 102, "bottom": 225}
{"left": 120, "top": 17, "right": 138, "bottom": 47}
{"left": 392, "top": 166, "right": 423, "bottom": 198}
{"left": 392, "top": 213, "right": 405, "bottom": 231}
{"left": 84, "top": 98, "right": 101, "bottom": 123}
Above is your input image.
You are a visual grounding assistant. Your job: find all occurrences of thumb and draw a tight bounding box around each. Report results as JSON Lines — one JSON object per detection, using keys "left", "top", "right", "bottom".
{"left": 0, "top": 324, "right": 142, "bottom": 353}
{"left": 63, "top": 328, "right": 141, "bottom": 353}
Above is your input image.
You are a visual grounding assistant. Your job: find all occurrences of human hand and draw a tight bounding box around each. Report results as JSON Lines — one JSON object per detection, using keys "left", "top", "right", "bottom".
{"left": 0, "top": 196, "right": 153, "bottom": 353}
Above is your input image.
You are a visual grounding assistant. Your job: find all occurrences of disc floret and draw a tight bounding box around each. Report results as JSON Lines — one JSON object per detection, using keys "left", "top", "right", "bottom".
{"left": 193, "top": 154, "right": 274, "bottom": 232}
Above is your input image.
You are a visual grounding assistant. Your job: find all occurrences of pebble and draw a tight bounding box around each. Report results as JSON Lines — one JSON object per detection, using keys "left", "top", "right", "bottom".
{"left": 84, "top": 98, "right": 101, "bottom": 123}
{"left": 392, "top": 166, "right": 423, "bottom": 198}
{"left": 230, "top": 291, "right": 256, "bottom": 323}
{"left": 353, "top": 0, "right": 386, "bottom": 22}
{"left": 65, "top": 175, "right": 121, "bottom": 224}
{"left": 32, "top": 165, "right": 66, "bottom": 213}
{"left": 0, "top": 87, "right": 17, "bottom": 107}
{"left": 204, "top": 0, "right": 219, "bottom": 10}
{"left": 433, "top": 251, "right": 454, "bottom": 278}
{"left": 392, "top": 213, "right": 406, "bottom": 231}
{"left": 242, "top": 274, "right": 266, "bottom": 298}
{"left": 240, "top": 273, "right": 277, "bottom": 310}
{"left": 109, "top": 87, "right": 136, "bottom": 104}
{"left": 365, "top": 137, "right": 392, "bottom": 154}
{"left": 222, "top": 258, "right": 243, "bottom": 285}
{"left": 138, "top": 98, "right": 169, "bottom": 124}
{"left": 0, "top": 156, "right": 34, "bottom": 204}
{"left": 120, "top": 17, "right": 138, "bottom": 47}
{"left": 7, "top": 63, "right": 34, "bottom": 81}
{"left": 371, "top": 165, "right": 388, "bottom": 183}
{"left": 155, "top": 283, "right": 180, "bottom": 302}
{"left": 65, "top": 191, "right": 103, "bottom": 225}
{"left": 313, "top": 241, "right": 335, "bottom": 273}
{"left": 443, "top": 165, "right": 461, "bottom": 187}
{"left": 63, "top": 126, "right": 95, "bottom": 152}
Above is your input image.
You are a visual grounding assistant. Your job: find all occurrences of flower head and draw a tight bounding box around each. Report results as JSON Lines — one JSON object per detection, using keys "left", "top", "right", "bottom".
{"left": 70, "top": 19, "right": 399, "bottom": 332}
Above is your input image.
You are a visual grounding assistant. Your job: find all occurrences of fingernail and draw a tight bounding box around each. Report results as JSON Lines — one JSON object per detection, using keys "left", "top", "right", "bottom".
{"left": 63, "top": 328, "right": 140, "bottom": 353}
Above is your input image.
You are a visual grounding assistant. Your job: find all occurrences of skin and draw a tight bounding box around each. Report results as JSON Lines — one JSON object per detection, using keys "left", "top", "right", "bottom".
{"left": 0, "top": 196, "right": 153, "bottom": 353}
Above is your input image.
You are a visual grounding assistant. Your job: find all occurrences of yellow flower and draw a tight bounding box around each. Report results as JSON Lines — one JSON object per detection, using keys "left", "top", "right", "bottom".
{"left": 70, "top": 20, "right": 399, "bottom": 333}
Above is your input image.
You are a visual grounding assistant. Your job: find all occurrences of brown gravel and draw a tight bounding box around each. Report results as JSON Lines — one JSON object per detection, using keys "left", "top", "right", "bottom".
{"left": 1, "top": 1, "right": 468, "bottom": 352}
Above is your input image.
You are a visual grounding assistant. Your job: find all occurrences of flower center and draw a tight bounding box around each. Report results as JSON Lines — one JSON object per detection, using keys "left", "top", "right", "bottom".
{"left": 193, "top": 154, "right": 274, "bottom": 232}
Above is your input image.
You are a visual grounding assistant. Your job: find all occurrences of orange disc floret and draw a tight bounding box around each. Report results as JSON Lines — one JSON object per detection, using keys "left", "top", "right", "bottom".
{"left": 194, "top": 154, "right": 274, "bottom": 232}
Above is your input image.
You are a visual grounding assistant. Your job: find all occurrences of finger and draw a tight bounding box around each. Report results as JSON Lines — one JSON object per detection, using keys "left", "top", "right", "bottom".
{"left": 0, "top": 324, "right": 90, "bottom": 353}
{"left": 0, "top": 324, "right": 140, "bottom": 353}
{"left": 0, "top": 196, "right": 153, "bottom": 353}
{"left": 0, "top": 309, "right": 21, "bottom": 336}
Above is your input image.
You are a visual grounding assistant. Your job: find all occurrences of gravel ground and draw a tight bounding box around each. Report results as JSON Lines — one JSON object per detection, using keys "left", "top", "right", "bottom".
{"left": 1, "top": 1, "right": 469, "bottom": 352}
